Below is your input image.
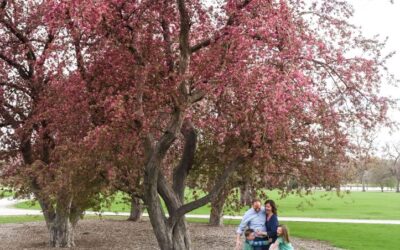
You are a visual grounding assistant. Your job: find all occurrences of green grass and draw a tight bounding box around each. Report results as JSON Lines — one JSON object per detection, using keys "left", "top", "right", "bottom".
{"left": 189, "top": 218, "right": 400, "bottom": 250}
{"left": 285, "top": 222, "right": 400, "bottom": 250}
{"left": 0, "top": 215, "right": 44, "bottom": 224}
{"left": 1, "top": 215, "right": 399, "bottom": 250}
{"left": 0, "top": 215, "right": 127, "bottom": 224}
{"left": 14, "top": 190, "right": 400, "bottom": 220}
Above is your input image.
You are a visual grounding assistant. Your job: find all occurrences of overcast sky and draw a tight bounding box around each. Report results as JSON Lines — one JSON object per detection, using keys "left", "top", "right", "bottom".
{"left": 348, "top": 0, "right": 400, "bottom": 149}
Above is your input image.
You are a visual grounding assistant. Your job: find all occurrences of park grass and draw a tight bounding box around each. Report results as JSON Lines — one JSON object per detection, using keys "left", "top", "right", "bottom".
{"left": 0, "top": 215, "right": 127, "bottom": 224}
{"left": 188, "top": 218, "right": 400, "bottom": 250}
{"left": 0, "top": 215, "right": 44, "bottom": 224}
{"left": 15, "top": 190, "right": 400, "bottom": 220}
{"left": 285, "top": 222, "right": 399, "bottom": 250}
{"left": 1, "top": 215, "right": 399, "bottom": 250}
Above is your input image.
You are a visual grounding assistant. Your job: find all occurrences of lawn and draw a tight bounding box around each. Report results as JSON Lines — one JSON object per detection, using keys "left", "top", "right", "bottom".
{"left": 0, "top": 215, "right": 126, "bottom": 224}
{"left": 1, "top": 215, "right": 399, "bottom": 250}
{"left": 0, "top": 215, "right": 44, "bottom": 224}
{"left": 189, "top": 218, "right": 400, "bottom": 250}
{"left": 15, "top": 190, "right": 400, "bottom": 220}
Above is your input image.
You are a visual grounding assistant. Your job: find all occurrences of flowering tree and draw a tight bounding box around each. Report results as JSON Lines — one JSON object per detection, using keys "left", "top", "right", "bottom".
{"left": 0, "top": 0, "right": 111, "bottom": 247}
{"left": 1, "top": 0, "right": 393, "bottom": 249}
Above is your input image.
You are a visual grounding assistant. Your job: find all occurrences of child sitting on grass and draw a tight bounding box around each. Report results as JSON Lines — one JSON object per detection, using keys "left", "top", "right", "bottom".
{"left": 243, "top": 229, "right": 269, "bottom": 250}
{"left": 269, "top": 225, "right": 294, "bottom": 250}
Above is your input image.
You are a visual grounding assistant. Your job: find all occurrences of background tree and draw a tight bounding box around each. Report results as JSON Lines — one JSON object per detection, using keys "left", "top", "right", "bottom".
{"left": 384, "top": 143, "right": 400, "bottom": 192}
{"left": 367, "top": 158, "right": 394, "bottom": 192}
{"left": 352, "top": 133, "right": 377, "bottom": 192}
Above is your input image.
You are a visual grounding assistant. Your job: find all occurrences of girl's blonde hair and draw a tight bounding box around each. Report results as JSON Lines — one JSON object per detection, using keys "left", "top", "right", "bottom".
{"left": 278, "top": 224, "right": 290, "bottom": 243}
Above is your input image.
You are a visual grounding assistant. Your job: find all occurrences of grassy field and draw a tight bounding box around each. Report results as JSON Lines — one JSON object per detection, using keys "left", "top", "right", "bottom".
{"left": 286, "top": 222, "right": 400, "bottom": 250}
{"left": 15, "top": 190, "right": 400, "bottom": 220}
{"left": 1, "top": 215, "right": 399, "bottom": 250}
{"left": 0, "top": 215, "right": 44, "bottom": 224}
{"left": 0, "top": 215, "right": 126, "bottom": 224}
{"left": 191, "top": 218, "right": 400, "bottom": 250}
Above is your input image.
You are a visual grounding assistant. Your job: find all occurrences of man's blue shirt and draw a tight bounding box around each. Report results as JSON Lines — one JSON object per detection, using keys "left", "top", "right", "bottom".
{"left": 236, "top": 207, "right": 266, "bottom": 234}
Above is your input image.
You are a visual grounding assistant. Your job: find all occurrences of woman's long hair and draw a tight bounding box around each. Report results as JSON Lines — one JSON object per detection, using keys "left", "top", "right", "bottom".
{"left": 265, "top": 199, "right": 277, "bottom": 215}
{"left": 279, "top": 224, "right": 290, "bottom": 243}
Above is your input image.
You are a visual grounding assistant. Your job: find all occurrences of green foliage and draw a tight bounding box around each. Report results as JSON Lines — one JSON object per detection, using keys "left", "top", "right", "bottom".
{"left": 0, "top": 187, "right": 14, "bottom": 198}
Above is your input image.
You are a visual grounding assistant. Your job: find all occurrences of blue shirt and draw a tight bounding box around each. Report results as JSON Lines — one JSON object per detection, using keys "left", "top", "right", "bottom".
{"left": 236, "top": 207, "right": 266, "bottom": 234}
{"left": 266, "top": 214, "right": 279, "bottom": 242}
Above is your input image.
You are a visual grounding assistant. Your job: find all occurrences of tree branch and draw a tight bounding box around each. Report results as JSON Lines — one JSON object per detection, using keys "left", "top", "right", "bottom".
{"left": 172, "top": 121, "right": 197, "bottom": 200}
{"left": 0, "top": 52, "right": 30, "bottom": 79}
{"left": 3, "top": 102, "right": 26, "bottom": 120}
{"left": 0, "top": 8, "right": 36, "bottom": 75}
{"left": 168, "top": 156, "right": 245, "bottom": 227}
{"left": 177, "top": 0, "right": 191, "bottom": 75}
{"left": 0, "top": 81, "right": 30, "bottom": 95}
{"left": 190, "top": 0, "right": 253, "bottom": 54}
{"left": 158, "top": 173, "right": 181, "bottom": 214}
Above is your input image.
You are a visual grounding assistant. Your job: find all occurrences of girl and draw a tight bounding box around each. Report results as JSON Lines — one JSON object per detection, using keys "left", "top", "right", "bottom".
{"left": 269, "top": 225, "right": 294, "bottom": 250}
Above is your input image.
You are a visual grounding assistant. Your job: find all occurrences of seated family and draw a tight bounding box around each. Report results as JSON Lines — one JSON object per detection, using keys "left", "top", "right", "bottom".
{"left": 235, "top": 199, "right": 294, "bottom": 250}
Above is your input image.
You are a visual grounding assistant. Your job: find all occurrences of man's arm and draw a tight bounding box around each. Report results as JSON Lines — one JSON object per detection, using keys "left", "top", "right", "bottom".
{"left": 235, "top": 233, "right": 242, "bottom": 250}
{"left": 236, "top": 210, "right": 251, "bottom": 235}
{"left": 235, "top": 210, "right": 252, "bottom": 249}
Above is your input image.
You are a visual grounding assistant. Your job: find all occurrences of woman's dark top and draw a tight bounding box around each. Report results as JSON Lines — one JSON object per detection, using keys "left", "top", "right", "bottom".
{"left": 265, "top": 213, "right": 279, "bottom": 243}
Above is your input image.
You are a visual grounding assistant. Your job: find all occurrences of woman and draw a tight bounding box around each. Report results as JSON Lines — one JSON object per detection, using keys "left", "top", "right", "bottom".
{"left": 264, "top": 199, "right": 279, "bottom": 249}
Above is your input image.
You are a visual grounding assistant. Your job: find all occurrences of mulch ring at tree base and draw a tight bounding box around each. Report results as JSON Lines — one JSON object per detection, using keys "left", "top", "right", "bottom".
{"left": 0, "top": 219, "right": 342, "bottom": 250}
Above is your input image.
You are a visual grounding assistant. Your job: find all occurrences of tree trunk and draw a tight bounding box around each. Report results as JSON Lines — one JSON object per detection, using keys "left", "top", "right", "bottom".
{"left": 49, "top": 215, "right": 75, "bottom": 248}
{"left": 361, "top": 175, "right": 366, "bottom": 192}
{"left": 46, "top": 195, "right": 78, "bottom": 248}
{"left": 209, "top": 199, "right": 225, "bottom": 226}
{"left": 172, "top": 218, "right": 191, "bottom": 250}
{"left": 240, "top": 183, "right": 253, "bottom": 206}
{"left": 396, "top": 179, "right": 400, "bottom": 193}
{"left": 143, "top": 118, "right": 243, "bottom": 249}
{"left": 209, "top": 186, "right": 230, "bottom": 226}
{"left": 128, "top": 196, "right": 143, "bottom": 221}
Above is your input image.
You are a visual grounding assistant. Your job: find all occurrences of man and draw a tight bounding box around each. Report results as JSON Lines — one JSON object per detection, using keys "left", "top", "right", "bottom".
{"left": 235, "top": 199, "right": 268, "bottom": 250}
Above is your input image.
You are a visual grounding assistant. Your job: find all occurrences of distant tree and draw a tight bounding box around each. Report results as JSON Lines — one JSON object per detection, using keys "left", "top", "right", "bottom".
{"left": 384, "top": 143, "right": 400, "bottom": 192}
{"left": 367, "top": 158, "right": 394, "bottom": 192}
{"left": 352, "top": 133, "right": 377, "bottom": 192}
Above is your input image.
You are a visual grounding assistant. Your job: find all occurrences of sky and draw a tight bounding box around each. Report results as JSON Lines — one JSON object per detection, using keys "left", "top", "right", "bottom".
{"left": 347, "top": 0, "right": 400, "bottom": 149}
